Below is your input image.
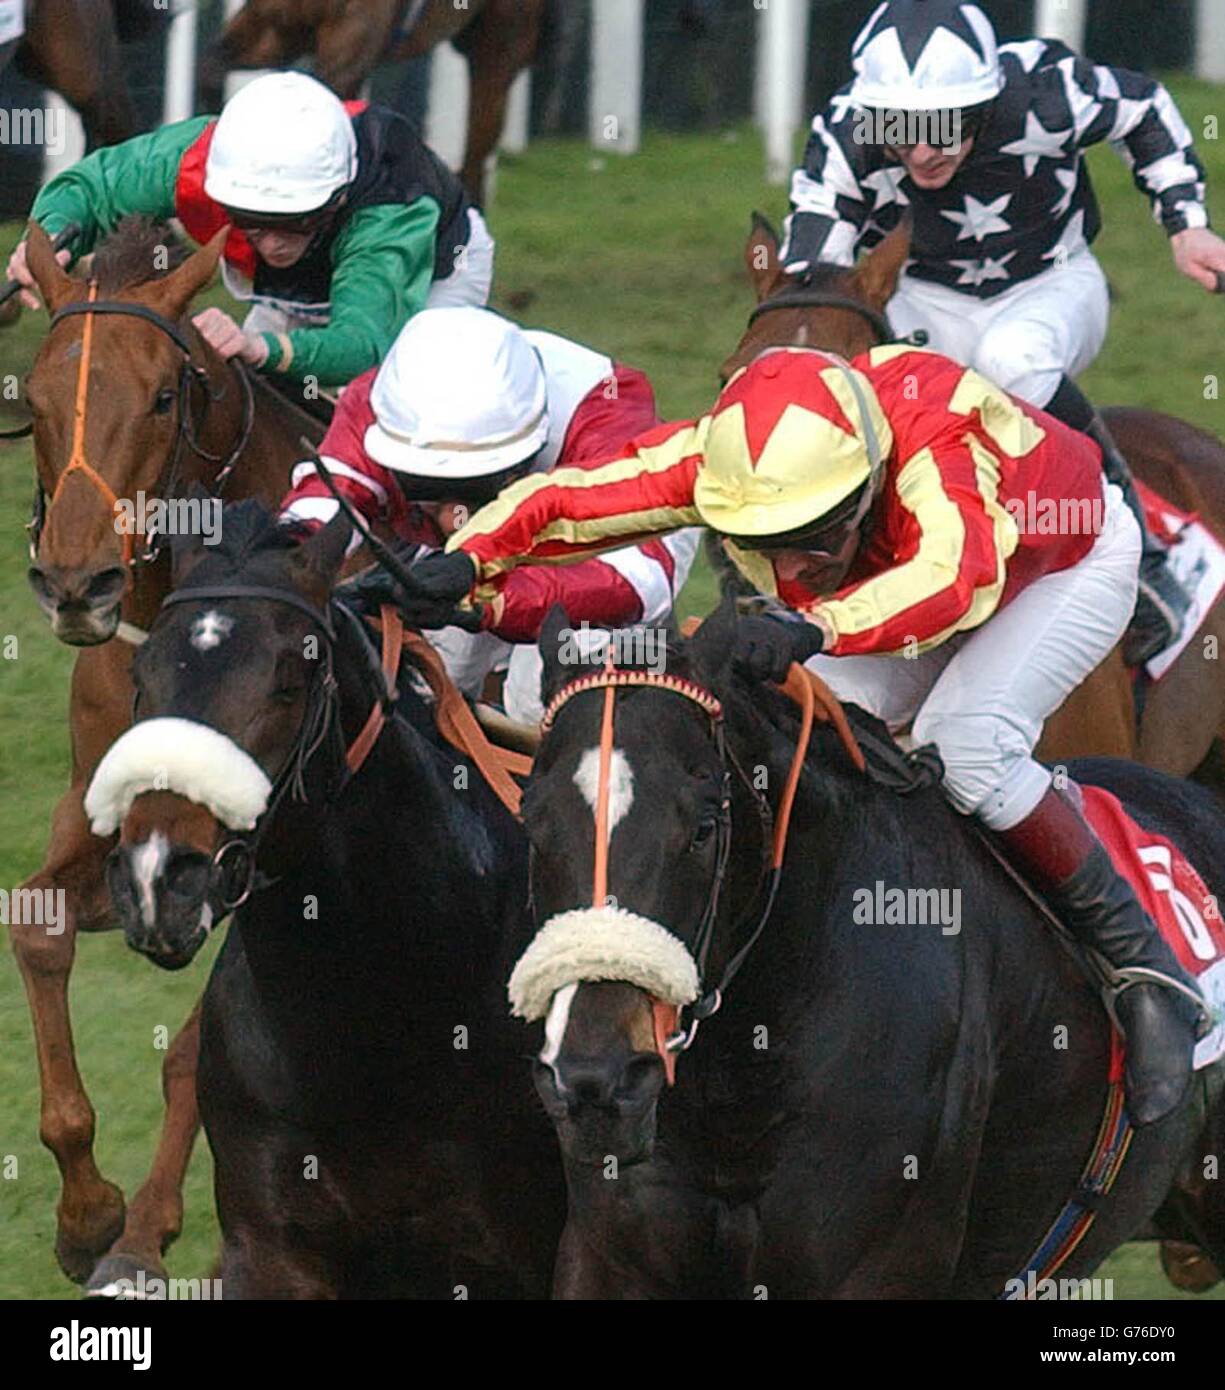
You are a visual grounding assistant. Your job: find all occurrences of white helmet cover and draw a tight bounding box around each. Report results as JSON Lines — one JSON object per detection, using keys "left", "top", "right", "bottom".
{"left": 204, "top": 71, "right": 358, "bottom": 216}
{"left": 365, "top": 307, "right": 550, "bottom": 480}
{"left": 850, "top": 1, "right": 1003, "bottom": 112}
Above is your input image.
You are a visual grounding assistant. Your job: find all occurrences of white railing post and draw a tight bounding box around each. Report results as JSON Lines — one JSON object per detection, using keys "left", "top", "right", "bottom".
{"left": 41, "top": 94, "right": 86, "bottom": 185}
{"left": 425, "top": 40, "right": 470, "bottom": 173}
{"left": 760, "top": 0, "right": 811, "bottom": 185}
{"left": 222, "top": 0, "right": 272, "bottom": 100}
{"left": 500, "top": 69, "right": 531, "bottom": 154}
{"left": 589, "top": 0, "right": 644, "bottom": 155}
{"left": 1034, "top": 0, "right": 1088, "bottom": 51}
{"left": 1196, "top": 0, "right": 1225, "bottom": 82}
{"left": 163, "top": 1, "right": 199, "bottom": 125}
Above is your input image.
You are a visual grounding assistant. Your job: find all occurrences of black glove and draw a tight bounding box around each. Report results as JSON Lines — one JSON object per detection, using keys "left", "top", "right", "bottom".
{"left": 732, "top": 614, "right": 824, "bottom": 684}
{"left": 409, "top": 549, "right": 477, "bottom": 602}
{"left": 337, "top": 547, "right": 483, "bottom": 632}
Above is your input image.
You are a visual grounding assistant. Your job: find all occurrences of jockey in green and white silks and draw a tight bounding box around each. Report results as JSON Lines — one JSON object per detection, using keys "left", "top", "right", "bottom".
{"left": 7, "top": 71, "right": 493, "bottom": 388}
{"left": 782, "top": 0, "right": 1225, "bottom": 665}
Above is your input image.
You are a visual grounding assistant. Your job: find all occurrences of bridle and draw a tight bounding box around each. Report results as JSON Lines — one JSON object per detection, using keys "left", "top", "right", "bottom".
{"left": 26, "top": 281, "right": 255, "bottom": 571}
{"left": 147, "top": 584, "right": 402, "bottom": 916}
{"left": 536, "top": 655, "right": 865, "bottom": 1082}
{"left": 746, "top": 286, "right": 928, "bottom": 351}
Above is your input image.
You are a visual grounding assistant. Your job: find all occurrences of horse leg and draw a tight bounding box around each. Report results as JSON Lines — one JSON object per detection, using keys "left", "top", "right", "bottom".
{"left": 8, "top": 788, "right": 125, "bottom": 1283}
{"left": 458, "top": 0, "right": 544, "bottom": 205}
{"left": 19, "top": 0, "right": 136, "bottom": 147}
{"left": 217, "top": 1229, "right": 340, "bottom": 1300}
{"left": 313, "top": 1, "right": 403, "bottom": 98}
{"left": 85, "top": 1001, "right": 204, "bottom": 1296}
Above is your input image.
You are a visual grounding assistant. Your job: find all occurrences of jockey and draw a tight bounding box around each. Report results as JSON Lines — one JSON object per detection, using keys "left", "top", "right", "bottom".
{"left": 279, "top": 306, "right": 699, "bottom": 722}
{"left": 6, "top": 71, "right": 491, "bottom": 389}
{"left": 781, "top": 0, "right": 1225, "bottom": 666}
{"left": 419, "top": 343, "right": 1207, "bottom": 1126}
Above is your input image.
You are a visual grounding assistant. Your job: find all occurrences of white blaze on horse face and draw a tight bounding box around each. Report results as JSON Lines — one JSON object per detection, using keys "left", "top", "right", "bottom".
{"left": 540, "top": 982, "right": 579, "bottom": 1072}
{"left": 130, "top": 831, "right": 169, "bottom": 929}
{"left": 190, "top": 610, "right": 234, "bottom": 652}
{"left": 573, "top": 746, "right": 634, "bottom": 843}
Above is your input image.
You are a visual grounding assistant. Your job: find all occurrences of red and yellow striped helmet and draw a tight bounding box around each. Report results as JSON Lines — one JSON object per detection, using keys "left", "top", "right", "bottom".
{"left": 694, "top": 348, "right": 893, "bottom": 537}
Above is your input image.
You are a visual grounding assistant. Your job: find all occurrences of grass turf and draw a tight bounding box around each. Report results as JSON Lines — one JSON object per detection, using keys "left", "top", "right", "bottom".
{"left": 3, "top": 81, "right": 1225, "bottom": 1298}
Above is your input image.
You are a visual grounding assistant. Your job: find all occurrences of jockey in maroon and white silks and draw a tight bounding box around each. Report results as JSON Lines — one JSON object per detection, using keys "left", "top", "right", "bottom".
{"left": 280, "top": 306, "right": 699, "bottom": 719}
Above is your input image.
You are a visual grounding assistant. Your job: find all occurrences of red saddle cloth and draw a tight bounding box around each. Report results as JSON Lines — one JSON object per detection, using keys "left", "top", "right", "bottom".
{"left": 1081, "top": 784, "right": 1225, "bottom": 1068}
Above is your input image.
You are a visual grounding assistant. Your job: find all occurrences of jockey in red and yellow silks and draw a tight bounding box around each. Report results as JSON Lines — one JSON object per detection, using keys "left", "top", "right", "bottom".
{"left": 411, "top": 343, "right": 1206, "bottom": 1126}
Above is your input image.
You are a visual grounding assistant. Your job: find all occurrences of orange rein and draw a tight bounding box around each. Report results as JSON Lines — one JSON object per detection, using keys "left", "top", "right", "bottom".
{"left": 46, "top": 281, "right": 137, "bottom": 572}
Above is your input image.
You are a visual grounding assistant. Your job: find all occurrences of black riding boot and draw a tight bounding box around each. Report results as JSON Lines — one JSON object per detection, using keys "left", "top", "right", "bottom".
{"left": 1046, "top": 376, "right": 1192, "bottom": 666}
{"left": 997, "top": 786, "right": 1205, "bottom": 1126}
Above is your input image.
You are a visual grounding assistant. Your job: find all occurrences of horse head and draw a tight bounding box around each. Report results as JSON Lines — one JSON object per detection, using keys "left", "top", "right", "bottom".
{"left": 84, "top": 502, "right": 353, "bottom": 967}
{"left": 515, "top": 602, "right": 771, "bottom": 1167}
{"left": 23, "top": 218, "right": 232, "bottom": 644}
{"left": 719, "top": 213, "right": 913, "bottom": 383}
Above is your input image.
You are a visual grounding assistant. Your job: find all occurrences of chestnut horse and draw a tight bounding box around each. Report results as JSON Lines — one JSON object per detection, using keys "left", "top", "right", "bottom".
{"left": 8, "top": 218, "right": 321, "bottom": 1291}
{"left": 203, "top": 0, "right": 552, "bottom": 205}
{"left": 723, "top": 215, "right": 1225, "bottom": 797}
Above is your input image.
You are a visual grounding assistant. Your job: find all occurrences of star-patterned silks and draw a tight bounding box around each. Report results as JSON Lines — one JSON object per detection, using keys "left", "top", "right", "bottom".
{"left": 862, "top": 166, "right": 911, "bottom": 214}
{"left": 1051, "top": 166, "right": 1079, "bottom": 218}
{"left": 950, "top": 251, "right": 1017, "bottom": 287}
{"left": 1041, "top": 208, "right": 1088, "bottom": 264}
{"left": 862, "top": 0, "right": 991, "bottom": 72}
{"left": 1000, "top": 109, "right": 1074, "bottom": 178}
{"left": 941, "top": 192, "right": 1013, "bottom": 242}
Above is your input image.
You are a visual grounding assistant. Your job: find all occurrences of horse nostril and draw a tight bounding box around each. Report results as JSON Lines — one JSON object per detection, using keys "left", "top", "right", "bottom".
{"left": 619, "top": 1054, "right": 665, "bottom": 1102}
{"left": 84, "top": 567, "right": 127, "bottom": 606}
{"left": 163, "top": 851, "right": 211, "bottom": 903}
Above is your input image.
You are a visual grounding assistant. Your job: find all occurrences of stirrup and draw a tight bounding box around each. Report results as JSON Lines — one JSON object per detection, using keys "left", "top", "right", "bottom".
{"left": 1104, "top": 965, "right": 1212, "bottom": 1038}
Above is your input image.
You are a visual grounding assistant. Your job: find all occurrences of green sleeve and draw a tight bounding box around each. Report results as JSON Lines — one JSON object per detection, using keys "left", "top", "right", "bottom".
{"left": 30, "top": 117, "right": 213, "bottom": 260}
{"left": 259, "top": 198, "right": 442, "bottom": 388}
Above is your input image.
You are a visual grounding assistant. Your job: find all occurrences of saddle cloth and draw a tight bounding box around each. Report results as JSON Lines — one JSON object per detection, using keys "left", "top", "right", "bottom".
{"left": 1081, "top": 783, "right": 1225, "bottom": 1070}
{"left": 1136, "top": 480, "right": 1225, "bottom": 681}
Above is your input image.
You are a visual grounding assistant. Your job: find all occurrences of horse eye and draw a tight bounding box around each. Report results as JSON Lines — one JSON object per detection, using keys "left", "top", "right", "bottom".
{"left": 690, "top": 819, "right": 717, "bottom": 851}
{"left": 153, "top": 387, "right": 177, "bottom": 416}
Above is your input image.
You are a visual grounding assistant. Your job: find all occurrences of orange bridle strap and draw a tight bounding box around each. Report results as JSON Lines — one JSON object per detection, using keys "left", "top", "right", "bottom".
{"left": 591, "top": 660, "right": 617, "bottom": 907}
{"left": 346, "top": 605, "right": 405, "bottom": 775}
{"left": 46, "top": 281, "right": 135, "bottom": 570}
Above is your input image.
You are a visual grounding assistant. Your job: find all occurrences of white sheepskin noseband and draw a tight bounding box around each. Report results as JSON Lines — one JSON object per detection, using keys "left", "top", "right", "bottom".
{"left": 508, "top": 904, "right": 700, "bottom": 1022}
{"left": 84, "top": 717, "right": 273, "bottom": 837}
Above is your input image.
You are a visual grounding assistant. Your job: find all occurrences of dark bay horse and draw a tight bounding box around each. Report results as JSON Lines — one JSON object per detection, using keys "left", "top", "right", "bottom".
{"left": 85, "top": 503, "right": 563, "bottom": 1296}
{"left": 204, "top": 0, "right": 552, "bottom": 205}
{"left": 8, "top": 218, "right": 321, "bottom": 1290}
{"left": 518, "top": 603, "right": 1225, "bottom": 1297}
{"left": 723, "top": 216, "right": 1225, "bottom": 796}
{"left": 1, "top": 0, "right": 163, "bottom": 149}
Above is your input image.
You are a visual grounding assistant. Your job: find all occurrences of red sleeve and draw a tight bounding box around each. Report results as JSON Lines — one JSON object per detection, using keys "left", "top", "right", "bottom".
{"left": 488, "top": 559, "right": 643, "bottom": 642}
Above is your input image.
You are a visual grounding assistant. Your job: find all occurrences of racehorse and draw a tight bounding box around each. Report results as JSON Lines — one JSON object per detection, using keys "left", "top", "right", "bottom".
{"left": 722, "top": 215, "right": 1225, "bottom": 796}
{"left": 202, "top": 0, "right": 553, "bottom": 206}
{"left": 84, "top": 503, "right": 563, "bottom": 1296}
{"left": 0, "top": 0, "right": 164, "bottom": 150}
{"left": 516, "top": 602, "right": 1225, "bottom": 1297}
{"left": 8, "top": 217, "right": 321, "bottom": 1290}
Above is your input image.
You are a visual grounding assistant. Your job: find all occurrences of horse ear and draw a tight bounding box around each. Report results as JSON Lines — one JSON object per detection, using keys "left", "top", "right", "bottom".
{"left": 746, "top": 210, "right": 783, "bottom": 303}
{"left": 688, "top": 595, "right": 738, "bottom": 687}
{"left": 852, "top": 218, "right": 912, "bottom": 310}
{"left": 291, "top": 509, "right": 353, "bottom": 590}
{"left": 145, "top": 228, "right": 228, "bottom": 317}
{"left": 538, "top": 603, "right": 574, "bottom": 706}
{"left": 24, "top": 221, "right": 77, "bottom": 313}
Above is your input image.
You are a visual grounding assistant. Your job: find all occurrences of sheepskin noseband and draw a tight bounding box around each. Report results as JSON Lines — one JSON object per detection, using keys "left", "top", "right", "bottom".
{"left": 84, "top": 717, "right": 273, "bottom": 836}
{"left": 508, "top": 903, "right": 700, "bottom": 1022}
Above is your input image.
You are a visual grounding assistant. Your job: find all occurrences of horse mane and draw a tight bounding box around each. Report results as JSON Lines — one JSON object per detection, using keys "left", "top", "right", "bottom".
{"left": 92, "top": 216, "right": 190, "bottom": 293}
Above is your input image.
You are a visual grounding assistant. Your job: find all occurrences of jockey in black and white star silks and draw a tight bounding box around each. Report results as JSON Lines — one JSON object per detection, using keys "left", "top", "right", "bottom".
{"left": 781, "top": 0, "right": 1225, "bottom": 666}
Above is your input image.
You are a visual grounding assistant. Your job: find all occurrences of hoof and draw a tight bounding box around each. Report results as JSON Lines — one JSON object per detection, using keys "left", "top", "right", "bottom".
{"left": 1160, "top": 1240, "right": 1221, "bottom": 1293}
{"left": 84, "top": 1252, "right": 169, "bottom": 1300}
{"left": 55, "top": 1186, "right": 126, "bottom": 1284}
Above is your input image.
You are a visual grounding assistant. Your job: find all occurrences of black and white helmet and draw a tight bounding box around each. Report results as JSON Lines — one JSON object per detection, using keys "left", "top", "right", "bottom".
{"left": 850, "top": 1, "right": 1003, "bottom": 112}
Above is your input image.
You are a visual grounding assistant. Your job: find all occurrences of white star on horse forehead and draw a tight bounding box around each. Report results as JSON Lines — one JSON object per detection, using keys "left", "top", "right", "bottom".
{"left": 941, "top": 192, "right": 1013, "bottom": 242}
{"left": 190, "top": 610, "right": 235, "bottom": 652}
{"left": 1000, "top": 110, "right": 1073, "bottom": 178}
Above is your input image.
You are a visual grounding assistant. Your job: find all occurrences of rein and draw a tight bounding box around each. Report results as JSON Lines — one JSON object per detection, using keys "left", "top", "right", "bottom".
{"left": 29, "top": 283, "right": 255, "bottom": 570}
{"left": 747, "top": 287, "right": 928, "bottom": 351}
{"left": 537, "top": 655, "right": 866, "bottom": 1079}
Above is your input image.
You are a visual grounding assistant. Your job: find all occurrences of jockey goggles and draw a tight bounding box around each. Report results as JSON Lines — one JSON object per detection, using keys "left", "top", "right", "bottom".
{"left": 872, "top": 99, "right": 993, "bottom": 150}
{"left": 391, "top": 454, "right": 541, "bottom": 508}
{"left": 223, "top": 193, "right": 345, "bottom": 237}
{"left": 722, "top": 480, "right": 874, "bottom": 557}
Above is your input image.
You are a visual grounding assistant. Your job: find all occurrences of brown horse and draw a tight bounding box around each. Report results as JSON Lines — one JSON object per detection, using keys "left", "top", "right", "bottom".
{"left": 1, "top": 0, "right": 164, "bottom": 149}
{"left": 724, "top": 215, "right": 1225, "bottom": 796}
{"left": 724, "top": 214, "right": 1225, "bottom": 1291}
{"left": 204, "top": 0, "right": 551, "bottom": 205}
{"left": 8, "top": 218, "right": 321, "bottom": 1291}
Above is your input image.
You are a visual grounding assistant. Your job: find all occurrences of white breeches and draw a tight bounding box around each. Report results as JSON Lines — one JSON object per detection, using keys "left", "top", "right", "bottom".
{"left": 887, "top": 248, "right": 1110, "bottom": 408}
{"left": 806, "top": 483, "right": 1140, "bottom": 830}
